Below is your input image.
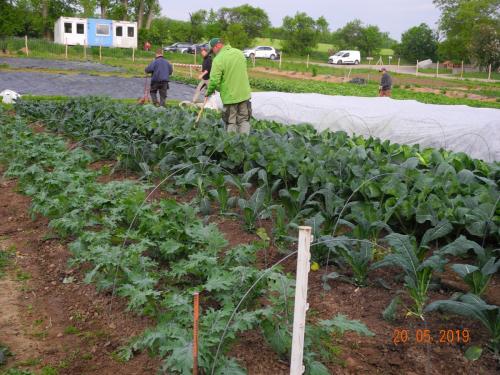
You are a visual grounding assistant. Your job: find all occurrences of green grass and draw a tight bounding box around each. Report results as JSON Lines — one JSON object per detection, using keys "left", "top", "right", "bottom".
{"left": 0, "top": 246, "right": 15, "bottom": 278}
{"left": 458, "top": 71, "right": 500, "bottom": 80}
{"left": 63, "top": 326, "right": 79, "bottom": 335}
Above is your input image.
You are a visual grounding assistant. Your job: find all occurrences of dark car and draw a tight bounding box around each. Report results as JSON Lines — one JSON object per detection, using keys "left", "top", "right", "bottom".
{"left": 187, "top": 43, "right": 209, "bottom": 54}
{"left": 163, "top": 42, "right": 193, "bottom": 54}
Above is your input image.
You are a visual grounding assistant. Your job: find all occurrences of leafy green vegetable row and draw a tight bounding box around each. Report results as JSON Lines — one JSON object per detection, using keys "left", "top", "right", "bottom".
{"left": 0, "top": 107, "right": 374, "bottom": 374}
{"left": 10, "top": 98, "right": 500, "bottom": 357}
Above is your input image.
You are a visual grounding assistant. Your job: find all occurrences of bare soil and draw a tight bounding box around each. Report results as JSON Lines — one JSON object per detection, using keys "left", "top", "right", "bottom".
{"left": 0, "top": 169, "right": 160, "bottom": 374}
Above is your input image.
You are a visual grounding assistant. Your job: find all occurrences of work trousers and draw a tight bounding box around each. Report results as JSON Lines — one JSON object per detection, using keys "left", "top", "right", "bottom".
{"left": 192, "top": 79, "right": 209, "bottom": 103}
{"left": 150, "top": 81, "right": 168, "bottom": 106}
{"left": 379, "top": 89, "right": 392, "bottom": 97}
{"left": 222, "top": 100, "right": 252, "bottom": 134}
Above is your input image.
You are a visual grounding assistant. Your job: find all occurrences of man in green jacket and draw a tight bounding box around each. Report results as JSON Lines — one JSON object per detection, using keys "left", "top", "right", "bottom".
{"left": 206, "top": 38, "right": 252, "bottom": 134}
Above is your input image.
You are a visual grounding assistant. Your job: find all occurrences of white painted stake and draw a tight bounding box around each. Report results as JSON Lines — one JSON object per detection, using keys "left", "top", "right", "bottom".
{"left": 306, "top": 54, "right": 309, "bottom": 69}
{"left": 25, "top": 35, "right": 29, "bottom": 56}
{"left": 397, "top": 57, "right": 400, "bottom": 73}
{"left": 436, "top": 61, "right": 439, "bottom": 77}
{"left": 279, "top": 52, "right": 282, "bottom": 69}
{"left": 65, "top": 41, "right": 68, "bottom": 59}
{"left": 290, "top": 226, "right": 312, "bottom": 375}
{"left": 132, "top": 47, "right": 135, "bottom": 62}
{"left": 416, "top": 60, "right": 419, "bottom": 76}
{"left": 488, "top": 64, "right": 492, "bottom": 81}
{"left": 99, "top": 44, "right": 102, "bottom": 61}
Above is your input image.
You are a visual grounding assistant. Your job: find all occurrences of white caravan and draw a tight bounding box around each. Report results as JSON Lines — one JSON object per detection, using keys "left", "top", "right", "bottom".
{"left": 54, "top": 17, "right": 87, "bottom": 45}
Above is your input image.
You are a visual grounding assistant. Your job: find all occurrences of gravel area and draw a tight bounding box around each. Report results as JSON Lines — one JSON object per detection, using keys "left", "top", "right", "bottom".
{"left": 0, "top": 71, "right": 195, "bottom": 101}
{"left": 0, "top": 57, "right": 123, "bottom": 72}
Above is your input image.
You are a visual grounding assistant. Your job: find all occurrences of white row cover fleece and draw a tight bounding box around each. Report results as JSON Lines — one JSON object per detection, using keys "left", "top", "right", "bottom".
{"left": 207, "top": 92, "right": 500, "bottom": 162}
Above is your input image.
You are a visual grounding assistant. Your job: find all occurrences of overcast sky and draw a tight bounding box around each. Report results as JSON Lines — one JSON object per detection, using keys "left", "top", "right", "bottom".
{"left": 159, "top": 0, "right": 441, "bottom": 40}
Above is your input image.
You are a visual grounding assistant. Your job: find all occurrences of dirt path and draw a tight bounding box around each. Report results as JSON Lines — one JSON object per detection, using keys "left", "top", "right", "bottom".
{"left": 0, "top": 170, "right": 160, "bottom": 374}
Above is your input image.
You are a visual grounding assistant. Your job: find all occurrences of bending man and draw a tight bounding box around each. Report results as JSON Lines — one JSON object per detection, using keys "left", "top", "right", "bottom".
{"left": 145, "top": 48, "right": 173, "bottom": 106}
{"left": 205, "top": 38, "right": 252, "bottom": 134}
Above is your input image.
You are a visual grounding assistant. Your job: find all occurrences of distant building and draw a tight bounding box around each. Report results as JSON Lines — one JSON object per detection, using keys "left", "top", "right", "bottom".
{"left": 54, "top": 17, "right": 137, "bottom": 49}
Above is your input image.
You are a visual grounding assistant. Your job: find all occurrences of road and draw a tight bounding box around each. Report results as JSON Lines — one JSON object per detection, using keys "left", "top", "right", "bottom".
{"left": 0, "top": 71, "right": 195, "bottom": 101}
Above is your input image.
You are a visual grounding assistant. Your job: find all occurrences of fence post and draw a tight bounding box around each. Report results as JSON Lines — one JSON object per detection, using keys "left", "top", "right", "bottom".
{"left": 279, "top": 52, "right": 282, "bottom": 70}
{"left": 189, "top": 65, "right": 193, "bottom": 78}
{"left": 194, "top": 48, "right": 197, "bottom": 65}
{"left": 460, "top": 60, "right": 464, "bottom": 79}
{"left": 132, "top": 47, "right": 135, "bottom": 62}
{"left": 436, "top": 61, "right": 439, "bottom": 77}
{"left": 24, "top": 35, "right": 29, "bottom": 57}
{"left": 290, "top": 226, "right": 312, "bottom": 375}
{"left": 488, "top": 64, "right": 492, "bottom": 81}
{"left": 416, "top": 60, "right": 419, "bottom": 76}
{"left": 99, "top": 44, "right": 102, "bottom": 61}
{"left": 193, "top": 292, "right": 199, "bottom": 375}
{"left": 397, "top": 57, "right": 400, "bottom": 73}
{"left": 306, "top": 54, "right": 309, "bottom": 69}
{"left": 252, "top": 54, "right": 255, "bottom": 68}
{"left": 84, "top": 44, "right": 87, "bottom": 59}
{"left": 65, "top": 42, "right": 68, "bottom": 60}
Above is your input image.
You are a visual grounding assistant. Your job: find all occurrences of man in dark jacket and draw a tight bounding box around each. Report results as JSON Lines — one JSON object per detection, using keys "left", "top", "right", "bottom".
{"left": 192, "top": 47, "right": 212, "bottom": 103}
{"left": 379, "top": 67, "right": 393, "bottom": 97}
{"left": 145, "top": 48, "right": 173, "bottom": 106}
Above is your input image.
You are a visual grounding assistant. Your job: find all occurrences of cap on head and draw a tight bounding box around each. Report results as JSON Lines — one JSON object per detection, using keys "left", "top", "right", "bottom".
{"left": 208, "top": 38, "right": 222, "bottom": 52}
{"left": 379, "top": 67, "right": 387, "bottom": 72}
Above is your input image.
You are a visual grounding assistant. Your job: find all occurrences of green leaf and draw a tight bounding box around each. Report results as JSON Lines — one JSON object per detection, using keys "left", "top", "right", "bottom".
{"left": 451, "top": 264, "right": 479, "bottom": 278}
{"left": 320, "top": 314, "right": 374, "bottom": 336}
{"left": 464, "top": 345, "right": 483, "bottom": 361}
{"left": 306, "top": 360, "right": 330, "bottom": 375}
{"left": 383, "top": 296, "right": 401, "bottom": 322}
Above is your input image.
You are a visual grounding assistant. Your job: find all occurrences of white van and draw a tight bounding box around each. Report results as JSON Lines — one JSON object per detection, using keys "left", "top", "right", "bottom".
{"left": 328, "top": 50, "right": 361, "bottom": 65}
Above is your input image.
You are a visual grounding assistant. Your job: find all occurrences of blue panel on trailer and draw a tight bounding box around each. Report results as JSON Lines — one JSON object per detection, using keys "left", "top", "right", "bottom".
{"left": 87, "top": 18, "right": 113, "bottom": 47}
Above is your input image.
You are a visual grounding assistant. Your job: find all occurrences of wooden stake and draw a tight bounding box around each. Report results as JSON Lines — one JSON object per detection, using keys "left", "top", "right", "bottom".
{"left": 279, "top": 52, "right": 282, "bottom": 69}
{"left": 436, "top": 61, "right": 439, "bottom": 77}
{"left": 99, "top": 44, "right": 102, "bottom": 61}
{"left": 397, "top": 57, "right": 400, "bottom": 73}
{"left": 416, "top": 60, "right": 419, "bottom": 76}
{"left": 488, "top": 64, "right": 492, "bottom": 81}
{"left": 306, "top": 54, "right": 309, "bottom": 69}
{"left": 461, "top": 60, "right": 464, "bottom": 79}
{"left": 193, "top": 292, "right": 199, "bottom": 375}
{"left": 252, "top": 54, "right": 255, "bottom": 68}
{"left": 194, "top": 48, "right": 197, "bottom": 65}
{"left": 25, "top": 35, "right": 29, "bottom": 56}
{"left": 65, "top": 42, "right": 68, "bottom": 59}
{"left": 189, "top": 65, "right": 193, "bottom": 78}
{"left": 132, "top": 47, "right": 135, "bottom": 62}
{"left": 84, "top": 44, "right": 87, "bottom": 59}
{"left": 290, "top": 226, "right": 312, "bottom": 375}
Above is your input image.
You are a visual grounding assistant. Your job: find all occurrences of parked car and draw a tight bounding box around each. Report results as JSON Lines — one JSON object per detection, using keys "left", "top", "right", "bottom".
{"left": 328, "top": 50, "right": 361, "bottom": 65}
{"left": 187, "top": 43, "right": 209, "bottom": 54}
{"left": 163, "top": 42, "right": 192, "bottom": 53}
{"left": 243, "top": 46, "right": 279, "bottom": 60}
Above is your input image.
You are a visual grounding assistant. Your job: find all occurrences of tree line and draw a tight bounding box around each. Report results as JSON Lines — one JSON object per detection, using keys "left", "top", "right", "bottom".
{"left": 0, "top": 0, "right": 498, "bottom": 68}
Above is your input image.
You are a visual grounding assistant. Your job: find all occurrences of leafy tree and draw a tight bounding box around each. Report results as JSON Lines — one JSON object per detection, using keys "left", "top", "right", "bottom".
{"left": 217, "top": 4, "right": 270, "bottom": 39}
{"left": 222, "top": 23, "right": 250, "bottom": 50}
{"left": 188, "top": 10, "right": 207, "bottom": 43}
{"left": 434, "top": 0, "right": 500, "bottom": 61}
{"left": 470, "top": 23, "right": 500, "bottom": 70}
{"left": 359, "top": 25, "right": 383, "bottom": 57}
{"left": 316, "top": 16, "right": 330, "bottom": 43}
{"left": 0, "top": 1, "right": 22, "bottom": 37}
{"left": 332, "top": 19, "right": 385, "bottom": 56}
{"left": 398, "top": 23, "right": 438, "bottom": 62}
{"left": 281, "top": 12, "right": 320, "bottom": 55}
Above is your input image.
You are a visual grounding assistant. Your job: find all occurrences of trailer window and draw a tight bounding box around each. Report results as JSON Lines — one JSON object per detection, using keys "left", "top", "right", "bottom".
{"left": 127, "top": 27, "right": 134, "bottom": 37}
{"left": 76, "top": 23, "right": 84, "bottom": 34}
{"left": 116, "top": 26, "right": 123, "bottom": 37}
{"left": 64, "top": 23, "right": 72, "bottom": 34}
{"left": 96, "top": 24, "right": 110, "bottom": 36}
